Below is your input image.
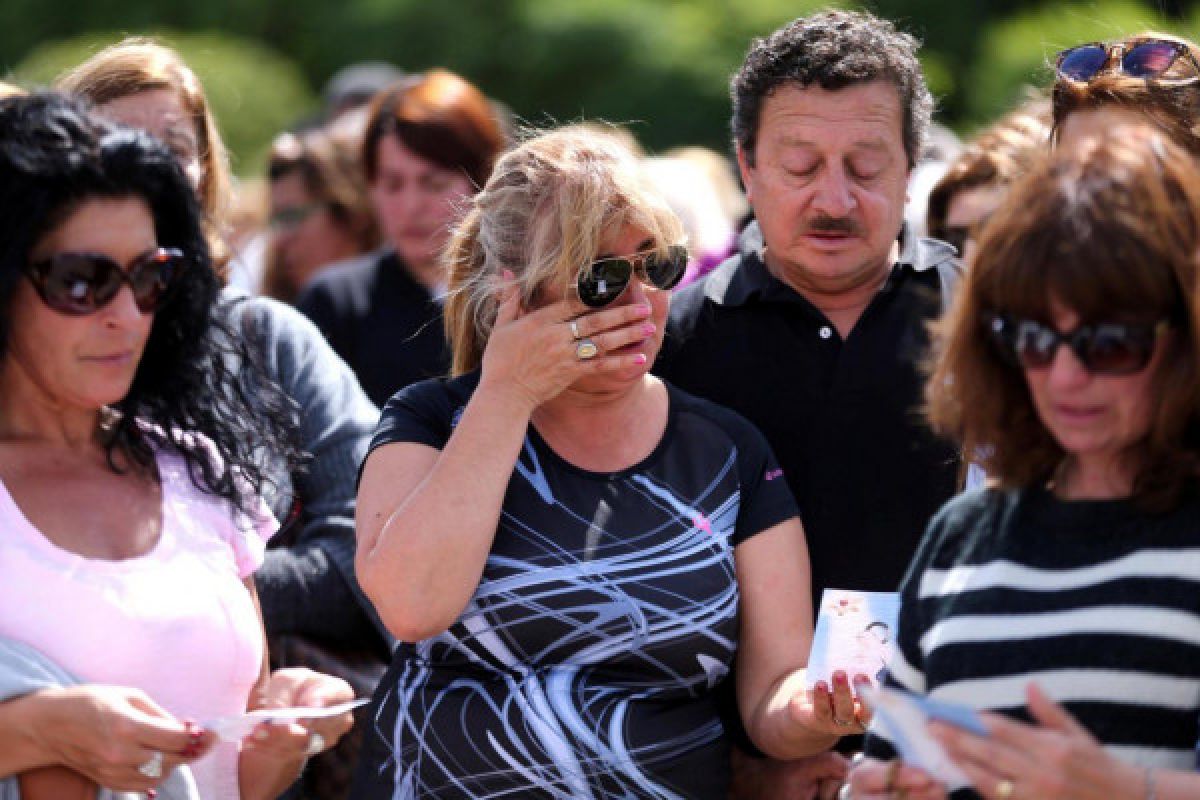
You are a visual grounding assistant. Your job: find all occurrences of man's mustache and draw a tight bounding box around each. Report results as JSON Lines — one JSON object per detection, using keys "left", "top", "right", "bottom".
{"left": 804, "top": 215, "right": 862, "bottom": 236}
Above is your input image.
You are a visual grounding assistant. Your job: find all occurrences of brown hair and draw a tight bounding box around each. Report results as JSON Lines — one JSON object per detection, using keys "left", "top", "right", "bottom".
{"left": 57, "top": 37, "right": 233, "bottom": 278}
{"left": 1052, "top": 32, "right": 1200, "bottom": 156}
{"left": 927, "top": 101, "right": 1050, "bottom": 242}
{"left": 362, "top": 69, "right": 505, "bottom": 190}
{"left": 261, "top": 123, "right": 381, "bottom": 302}
{"left": 927, "top": 129, "right": 1200, "bottom": 510}
{"left": 443, "top": 128, "right": 684, "bottom": 375}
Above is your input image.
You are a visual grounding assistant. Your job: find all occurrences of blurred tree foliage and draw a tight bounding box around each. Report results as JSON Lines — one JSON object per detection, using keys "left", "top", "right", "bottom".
{"left": 3, "top": 0, "right": 1200, "bottom": 174}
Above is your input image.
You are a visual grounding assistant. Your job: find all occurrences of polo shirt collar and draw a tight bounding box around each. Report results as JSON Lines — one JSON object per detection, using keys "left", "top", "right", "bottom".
{"left": 706, "top": 221, "right": 955, "bottom": 307}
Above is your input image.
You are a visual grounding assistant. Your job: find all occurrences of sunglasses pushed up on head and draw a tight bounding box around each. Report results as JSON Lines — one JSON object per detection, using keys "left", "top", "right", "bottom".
{"left": 985, "top": 314, "right": 1169, "bottom": 376}
{"left": 22, "top": 247, "right": 187, "bottom": 316}
{"left": 1055, "top": 38, "right": 1200, "bottom": 84}
{"left": 576, "top": 244, "right": 689, "bottom": 308}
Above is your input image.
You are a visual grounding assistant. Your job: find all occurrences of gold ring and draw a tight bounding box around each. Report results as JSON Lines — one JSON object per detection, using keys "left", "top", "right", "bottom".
{"left": 575, "top": 338, "right": 599, "bottom": 360}
{"left": 995, "top": 778, "right": 1015, "bottom": 799}
{"left": 569, "top": 320, "right": 582, "bottom": 340}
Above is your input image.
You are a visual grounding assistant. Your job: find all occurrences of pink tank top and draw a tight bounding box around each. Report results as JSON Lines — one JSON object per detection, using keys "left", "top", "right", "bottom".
{"left": 0, "top": 446, "right": 277, "bottom": 798}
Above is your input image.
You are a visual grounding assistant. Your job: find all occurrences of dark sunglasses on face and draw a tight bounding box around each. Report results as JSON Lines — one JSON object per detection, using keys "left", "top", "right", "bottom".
{"left": 576, "top": 244, "right": 689, "bottom": 308}
{"left": 23, "top": 247, "right": 187, "bottom": 316}
{"left": 1056, "top": 38, "right": 1200, "bottom": 84}
{"left": 986, "top": 314, "right": 1169, "bottom": 375}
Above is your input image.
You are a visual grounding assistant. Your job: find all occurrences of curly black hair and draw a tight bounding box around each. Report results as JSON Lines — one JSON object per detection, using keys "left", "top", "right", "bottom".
{"left": 0, "top": 91, "right": 300, "bottom": 517}
{"left": 731, "top": 9, "right": 933, "bottom": 169}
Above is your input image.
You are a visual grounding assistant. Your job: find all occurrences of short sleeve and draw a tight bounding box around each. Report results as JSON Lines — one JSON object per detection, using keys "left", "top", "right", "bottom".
{"left": 368, "top": 374, "right": 476, "bottom": 458}
{"left": 731, "top": 423, "right": 799, "bottom": 545}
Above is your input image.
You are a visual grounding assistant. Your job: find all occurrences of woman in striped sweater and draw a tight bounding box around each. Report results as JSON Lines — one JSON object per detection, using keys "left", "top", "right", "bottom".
{"left": 848, "top": 129, "right": 1200, "bottom": 800}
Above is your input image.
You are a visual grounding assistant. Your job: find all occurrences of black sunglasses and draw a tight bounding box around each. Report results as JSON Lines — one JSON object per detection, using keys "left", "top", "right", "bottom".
{"left": 986, "top": 314, "right": 1168, "bottom": 375}
{"left": 23, "top": 247, "right": 187, "bottom": 316}
{"left": 576, "top": 244, "right": 688, "bottom": 308}
{"left": 1056, "top": 38, "right": 1200, "bottom": 84}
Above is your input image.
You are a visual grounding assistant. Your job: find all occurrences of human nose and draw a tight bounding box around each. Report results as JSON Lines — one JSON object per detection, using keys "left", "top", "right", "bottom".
{"left": 103, "top": 283, "right": 147, "bottom": 324}
{"left": 810, "top": 164, "right": 856, "bottom": 217}
{"left": 1044, "top": 341, "right": 1091, "bottom": 387}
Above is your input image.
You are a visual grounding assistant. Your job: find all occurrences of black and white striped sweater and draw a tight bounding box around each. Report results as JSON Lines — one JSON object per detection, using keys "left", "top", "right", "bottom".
{"left": 865, "top": 485, "right": 1200, "bottom": 789}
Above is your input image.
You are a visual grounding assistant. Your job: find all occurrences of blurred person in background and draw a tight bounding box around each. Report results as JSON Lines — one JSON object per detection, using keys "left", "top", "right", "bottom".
{"left": 642, "top": 146, "right": 748, "bottom": 288}
{"left": 0, "top": 90, "right": 354, "bottom": 800}
{"left": 1052, "top": 32, "right": 1200, "bottom": 154}
{"left": 322, "top": 62, "right": 406, "bottom": 123}
{"left": 849, "top": 128, "right": 1200, "bottom": 800}
{"left": 297, "top": 69, "right": 507, "bottom": 407}
{"left": 59, "top": 37, "right": 388, "bottom": 799}
{"left": 262, "top": 126, "right": 380, "bottom": 305}
{"left": 926, "top": 99, "right": 1050, "bottom": 265}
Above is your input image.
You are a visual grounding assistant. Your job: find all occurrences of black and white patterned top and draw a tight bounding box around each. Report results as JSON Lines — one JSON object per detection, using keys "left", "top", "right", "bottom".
{"left": 351, "top": 372, "right": 798, "bottom": 800}
{"left": 865, "top": 485, "right": 1200, "bottom": 797}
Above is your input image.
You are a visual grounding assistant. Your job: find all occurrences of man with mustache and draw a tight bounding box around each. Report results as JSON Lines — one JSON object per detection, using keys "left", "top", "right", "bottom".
{"left": 656, "top": 10, "right": 961, "bottom": 798}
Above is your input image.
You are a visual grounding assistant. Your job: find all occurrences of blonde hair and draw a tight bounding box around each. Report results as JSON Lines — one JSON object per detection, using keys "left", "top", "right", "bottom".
{"left": 0, "top": 81, "right": 25, "bottom": 99}
{"left": 57, "top": 37, "right": 234, "bottom": 279}
{"left": 444, "top": 128, "right": 685, "bottom": 375}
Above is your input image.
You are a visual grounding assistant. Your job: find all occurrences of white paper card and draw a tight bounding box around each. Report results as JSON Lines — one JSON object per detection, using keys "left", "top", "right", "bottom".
{"left": 859, "top": 685, "right": 984, "bottom": 791}
{"left": 805, "top": 589, "right": 900, "bottom": 689}
{"left": 205, "top": 698, "right": 369, "bottom": 741}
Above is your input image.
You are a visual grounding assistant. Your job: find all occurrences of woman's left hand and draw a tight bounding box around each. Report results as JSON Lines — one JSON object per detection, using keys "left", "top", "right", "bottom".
{"left": 928, "top": 683, "right": 1144, "bottom": 800}
{"left": 789, "top": 670, "right": 873, "bottom": 736}
{"left": 242, "top": 668, "right": 356, "bottom": 761}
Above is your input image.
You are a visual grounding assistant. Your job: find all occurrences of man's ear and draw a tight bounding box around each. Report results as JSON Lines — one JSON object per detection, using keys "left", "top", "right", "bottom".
{"left": 735, "top": 145, "right": 755, "bottom": 205}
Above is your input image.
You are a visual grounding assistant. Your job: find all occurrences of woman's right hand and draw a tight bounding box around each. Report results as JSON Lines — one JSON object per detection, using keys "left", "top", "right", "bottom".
{"left": 846, "top": 757, "right": 946, "bottom": 800}
{"left": 26, "top": 684, "right": 212, "bottom": 791}
{"left": 479, "top": 275, "right": 655, "bottom": 410}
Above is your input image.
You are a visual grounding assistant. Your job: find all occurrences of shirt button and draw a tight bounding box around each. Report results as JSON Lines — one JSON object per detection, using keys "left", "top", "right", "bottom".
{"left": 819, "top": 326, "right": 833, "bottom": 339}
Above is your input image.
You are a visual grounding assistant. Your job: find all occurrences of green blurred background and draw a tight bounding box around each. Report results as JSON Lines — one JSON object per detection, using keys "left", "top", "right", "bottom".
{"left": 4, "top": 0, "right": 1198, "bottom": 176}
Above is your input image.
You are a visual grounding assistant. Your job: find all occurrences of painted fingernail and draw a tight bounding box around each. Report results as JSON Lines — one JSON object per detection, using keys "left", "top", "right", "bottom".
{"left": 815, "top": 681, "right": 829, "bottom": 693}
{"left": 641, "top": 323, "right": 657, "bottom": 335}
{"left": 834, "top": 671, "right": 848, "bottom": 685}
{"left": 634, "top": 354, "right": 647, "bottom": 365}
{"left": 854, "top": 674, "right": 871, "bottom": 685}
{"left": 146, "top": 791, "right": 157, "bottom": 799}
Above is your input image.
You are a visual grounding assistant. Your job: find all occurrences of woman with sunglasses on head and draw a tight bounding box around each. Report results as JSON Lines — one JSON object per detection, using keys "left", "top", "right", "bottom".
{"left": 352, "top": 127, "right": 870, "bottom": 799}
{"left": 845, "top": 131, "right": 1200, "bottom": 800}
{"left": 1052, "top": 32, "right": 1200, "bottom": 153}
{"left": 0, "top": 92, "right": 355, "bottom": 800}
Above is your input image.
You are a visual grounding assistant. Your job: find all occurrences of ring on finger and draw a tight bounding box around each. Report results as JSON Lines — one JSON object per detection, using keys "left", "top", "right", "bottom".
{"left": 305, "top": 731, "right": 326, "bottom": 757}
{"left": 569, "top": 319, "right": 582, "bottom": 340}
{"left": 575, "top": 338, "right": 599, "bottom": 361}
{"left": 137, "top": 750, "right": 164, "bottom": 779}
{"left": 995, "top": 778, "right": 1015, "bottom": 799}
{"left": 831, "top": 710, "right": 857, "bottom": 727}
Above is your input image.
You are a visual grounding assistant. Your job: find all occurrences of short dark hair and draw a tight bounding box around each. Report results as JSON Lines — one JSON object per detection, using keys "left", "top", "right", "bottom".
{"left": 731, "top": 10, "right": 933, "bottom": 168}
{"left": 927, "top": 130, "right": 1200, "bottom": 511}
{"left": 0, "top": 91, "right": 296, "bottom": 515}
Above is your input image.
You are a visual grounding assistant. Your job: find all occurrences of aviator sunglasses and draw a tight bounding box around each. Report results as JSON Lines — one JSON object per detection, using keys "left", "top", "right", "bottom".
{"left": 1055, "top": 38, "right": 1200, "bottom": 84}
{"left": 576, "top": 244, "right": 689, "bottom": 308}
{"left": 23, "top": 247, "right": 187, "bottom": 316}
{"left": 986, "top": 314, "right": 1169, "bottom": 375}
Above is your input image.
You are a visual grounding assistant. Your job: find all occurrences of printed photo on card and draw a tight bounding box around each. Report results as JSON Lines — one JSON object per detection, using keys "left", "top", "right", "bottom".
{"left": 805, "top": 589, "right": 900, "bottom": 690}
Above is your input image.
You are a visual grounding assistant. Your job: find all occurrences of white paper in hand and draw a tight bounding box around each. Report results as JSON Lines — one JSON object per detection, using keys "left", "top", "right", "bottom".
{"left": 860, "top": 685, "right": 985, "bottom": 791}
{"left": 805, "top": 589, "right": 899, "bottom": 690}
{"left": 205, "top": 698, "right": 369, "bottom": 741}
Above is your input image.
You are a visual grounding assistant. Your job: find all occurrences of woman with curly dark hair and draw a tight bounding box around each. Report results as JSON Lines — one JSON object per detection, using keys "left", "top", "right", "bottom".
{"left": 0, "top": 92, "right": 355, "bottom": 800}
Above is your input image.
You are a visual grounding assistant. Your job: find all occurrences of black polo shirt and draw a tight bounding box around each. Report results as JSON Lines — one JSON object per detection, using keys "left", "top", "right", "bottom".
{"left": 297, "top": 250, "right": 450, "bottom": 407}
{"left": 656, "top": 224, "right": 961, "bottom": 611}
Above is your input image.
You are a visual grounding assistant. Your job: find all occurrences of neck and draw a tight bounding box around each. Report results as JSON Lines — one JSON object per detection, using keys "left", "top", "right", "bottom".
{"left": 401, "top": 256, "right": 444, "bottom": 293}
{"left": 763, "top": 242, "right": 897, "bottom": 338}
{"left": 1055, "top": 452, "right": 1137, "bottom": 500}
{"left": 533, "top": 375, "right": 656, "bottom": 433}
{"left": 0, "top": 364, "right": 104, "bottom": 451}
